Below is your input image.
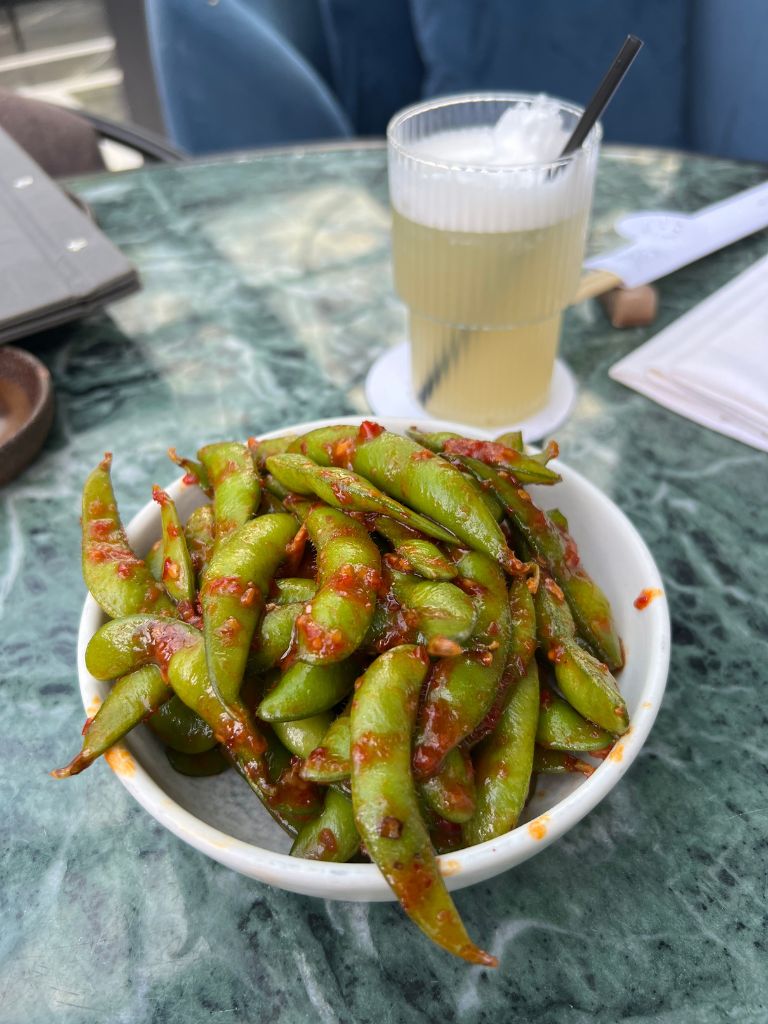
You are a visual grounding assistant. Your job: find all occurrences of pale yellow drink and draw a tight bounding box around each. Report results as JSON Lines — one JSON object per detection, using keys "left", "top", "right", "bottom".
{"left": 387, "top": 95, "right": 601, "bottom": 426}
{"left": 391, "top": 209, "right": 589, "bottom": 421}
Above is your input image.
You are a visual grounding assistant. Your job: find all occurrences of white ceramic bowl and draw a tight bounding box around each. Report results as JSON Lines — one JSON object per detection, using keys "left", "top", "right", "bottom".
{"left": 77, "top": 416, "right": 670, "bottom": 901}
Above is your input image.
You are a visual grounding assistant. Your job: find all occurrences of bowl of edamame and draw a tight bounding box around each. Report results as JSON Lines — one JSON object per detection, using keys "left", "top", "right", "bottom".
{"left": 66, "top": 416, "right": 669, "bottom": 965}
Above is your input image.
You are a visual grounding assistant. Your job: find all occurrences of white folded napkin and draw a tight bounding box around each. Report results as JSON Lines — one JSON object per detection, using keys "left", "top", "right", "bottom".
{"left": 609, "top": 253, "right": 768, "bottom": 452}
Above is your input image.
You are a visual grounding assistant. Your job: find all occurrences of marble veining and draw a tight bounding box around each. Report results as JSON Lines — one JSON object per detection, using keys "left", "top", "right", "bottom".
{"left": 1, "top": 145, "right": 767, "bottom": 1024}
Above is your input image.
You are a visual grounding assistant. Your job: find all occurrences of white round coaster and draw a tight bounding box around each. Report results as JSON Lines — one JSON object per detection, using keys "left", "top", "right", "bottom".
{"left": 365, "top": 342, "right": 577, "bottom": 441}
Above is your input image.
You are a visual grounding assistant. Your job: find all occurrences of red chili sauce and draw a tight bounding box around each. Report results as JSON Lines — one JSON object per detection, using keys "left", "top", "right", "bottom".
{"left": 634, "top": 587, "right": 663, "bottom": 610}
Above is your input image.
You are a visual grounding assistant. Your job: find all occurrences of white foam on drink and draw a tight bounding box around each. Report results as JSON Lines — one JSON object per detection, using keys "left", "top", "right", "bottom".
{"left": 389, "top": 96, "right": 597, "bottom": 233}
{"left": 414, "top": 97, "right": 569, "bottom": 167}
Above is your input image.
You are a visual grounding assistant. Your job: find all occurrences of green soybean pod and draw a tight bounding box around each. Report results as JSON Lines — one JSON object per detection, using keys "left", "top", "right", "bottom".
{"left": 409, "top": 430, "right": 561, "bottom": 486}
{"left": 507, "top": 574, "right": 538, "bottom": 678}
{"left": 168, "top": 448, "right": 211, "bottom": 493}
{"left": 463, "top": 658, "right": 540, "bottom": 846}
{"left": 166, "top": 746, "right": 229, "bottom": 777}
{"left": 201, "top": 513, "right": 298, "bottom": 704}
{"left": 81, "top": 454, "right": 173, "bottom": 619}
{"left": 548, "top": 508, "right": 569, "bottom": 533}
{"left": 301, "top": 710, "right": 351, "bottom": 783}
{"left": 494, "top": 430, "right": 523, "bottom": 452}
{"left": 375, "top": 517, "right": 457, "bottom": 581}
{"left": 351, "top": 644, "right": 496, "bottom": 967}
{"left": 273, "top": 577, "right": 317, "bottom": 606}
{"left": 248, "top": 434, "right": 298, "bottom": 471}
{"left": 536, "top": 688, "right": 614, "bottom": 751}
{"left": 248, "top": 602, "right": 302, "bottom": 673}
{"left": 266, "top": 453, "right": 458, "bottom": 545}
{"left": 551, "top": 642, "right": 630, "bottom": 736}
{"left": 413, "top": 550, "right": 512, "bottom": 779}
{"left": 51, "top": 664, "right": 170, "bottom": 778}
{"left": 420, "top": 747, "right": 476, "bottom": 825}
{"left": 295, "top": 505, "right": 381, "bottom": 665}
{"left": 535, "top": 582, "right": 628, "bottom": 735}
{"left": 294, "top": 424, "right": 523, "bottom": 575}
{"left": 258, "top": 660, "right": 358, "bottom": 722}
{"left": 391, "top": 571, "right": 476, "bottom": 645}
{"left": 147, "top": 695, "right": 216, "bottom": 753}
{"left": 290, "top": 788, "right": 360, "bottom": 862}
{"left": 198, "top": 441, "right": 261, "bottom": 551}
{"left": 152, "top": 486, "right": 196, "bottom": 605}
{"left": 184, "top": 503, "right": 215, "bottom": 582}
{"left": 272, "top": 712, "right": 334, "bottom": 759}
{"left": 533, "top": 747, "right": 594, "bottom": 776}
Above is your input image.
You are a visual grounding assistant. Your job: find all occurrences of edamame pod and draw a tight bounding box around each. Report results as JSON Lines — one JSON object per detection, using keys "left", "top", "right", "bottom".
{"left": 81, "top": 454, "right": 173, "bottom": 618}
{"left": 351, "top": 645, "right": 496, "bottom": 967}
{"left": 535, "top": 582, "right": 629, "bottom": 734}
{"left": 420, "top": 746, "right": 476, "bottom": 825}
{"left": 152, "top": 487, "right": 195, "bottom": 605}
{"left": 301, "top": 709, "right": 351, "bottom": 783}
{"left": 51, "top": 664, "right": 170, "bottom": 777}
{"left": 467, "top": 473, "right": 506, "bottom": 522}
{"left": 258, "top": 659, "right": 358, "bottom": 722}
{"left": 166, "top": 746, "right": 229, "bottom": 776}
{"left": 168, "top": 448, "right": 211, "bottom": 494}
{"left": 409, "top": 430, "right": 561, "bottom": 486}
{"left": 494, "top": 430, "right": 523, "bottom": 452}
{"left": 272, "top": 577, "right": 317, "bottom": 606}
{"left": 413, "top": 551, "right": 512, "bottom": 780}
{"left": 248, "top": 434, "right": 298, "bottom": 471}
{"left": 453, "top": 453, "right": 623, "bottom": 670}
{"left": 184, "top": 503, "right": 215, "bottom": 582}
{"left": 201, "top": 513, "right": 298, "bottom": 703}
{"left": 290, "top": 788, "right": 360, "bottom": 862}
{"left": 198, "top": 441, "right": 260, "bottom": 550}
{"left": 536, "top": 687, "right": 614, "bottom": 751}
{"left": 266, "top": 453, "right": 458, "bottom": 544}
{"left": 295, "top": 506, "right": 381, "bottom": 664}
{"left": 550, "top": 642, "right": 630, "bottom": 736}
{"left": 463, "top": 659, "right": 539, "bottom": 846}
{"left": 391, "top": 571, "right": 476, "bottom": 645}
{"left": 295, "top": 423, "right": 524, "bottom": 576}
{"left": 533, "top": 747, "right": 594, "bottom": 776}
{"left": 548, "top": 508, "right": 569, "bottom": 533}
{"left": 507, "top": 575, "right": 538, "bottom": 678}
{"left": 375, "top": 517, "right": 457, "bottom": 581}
{"left": 272, "top": 712, "right": 334, "bottom": 759}
{"left": 147, "top": 694, "right": 216, "bottom": 753}
{"left": 248, "top": 601, "right": 302, "bottom": 673}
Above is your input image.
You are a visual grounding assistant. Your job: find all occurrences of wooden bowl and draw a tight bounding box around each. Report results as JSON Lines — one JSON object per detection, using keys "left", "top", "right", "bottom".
{"left": 0, "top": 345, "right": 54, "bottom": 485}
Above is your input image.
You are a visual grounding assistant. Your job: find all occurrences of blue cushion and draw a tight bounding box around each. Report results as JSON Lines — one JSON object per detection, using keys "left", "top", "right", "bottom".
{"left": 146, "top": 0, "right": 352, "bottom": 154}
{"left": 410, "top": 0, "right": 690, "bottom": 148}
{"left": 319, "top": 0, "right": 424, "bottom": 135}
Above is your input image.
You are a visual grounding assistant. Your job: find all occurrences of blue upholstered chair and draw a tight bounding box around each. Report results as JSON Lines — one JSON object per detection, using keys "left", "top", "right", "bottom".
{"left": 145, "top": 0, "right": 351, "bottom": 152}
{"left": 146, "top": 0, "right": 768, "bottom": 161}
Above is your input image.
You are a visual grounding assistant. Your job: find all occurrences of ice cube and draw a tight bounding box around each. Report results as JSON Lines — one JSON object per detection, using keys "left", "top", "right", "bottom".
{"left": 492, "top": 96, "right": 568, "bottom": 164}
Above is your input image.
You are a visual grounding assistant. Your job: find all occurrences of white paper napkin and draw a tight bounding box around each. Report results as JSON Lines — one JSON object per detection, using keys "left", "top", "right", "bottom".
{"left": 609, "top": 254, "right": 768, "bottom": 452}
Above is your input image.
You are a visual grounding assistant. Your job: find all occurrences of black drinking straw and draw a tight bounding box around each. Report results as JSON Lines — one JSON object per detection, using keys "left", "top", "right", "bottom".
{"left": 416, "top": 34, "right": 643, "bottom": 411}
{"left": 560, "top": 35, "right": 643, "bottom": 157}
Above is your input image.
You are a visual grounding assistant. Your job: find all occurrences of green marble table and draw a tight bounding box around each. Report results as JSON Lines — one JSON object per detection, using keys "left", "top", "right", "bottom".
{"left": 3, "top": 143, "right": 768, "bottom": 1024}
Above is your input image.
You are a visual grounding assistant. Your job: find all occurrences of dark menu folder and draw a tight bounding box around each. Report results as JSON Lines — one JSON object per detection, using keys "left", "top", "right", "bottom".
{"left": 0, "top": 125, "right": 140, "bottom": 344}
